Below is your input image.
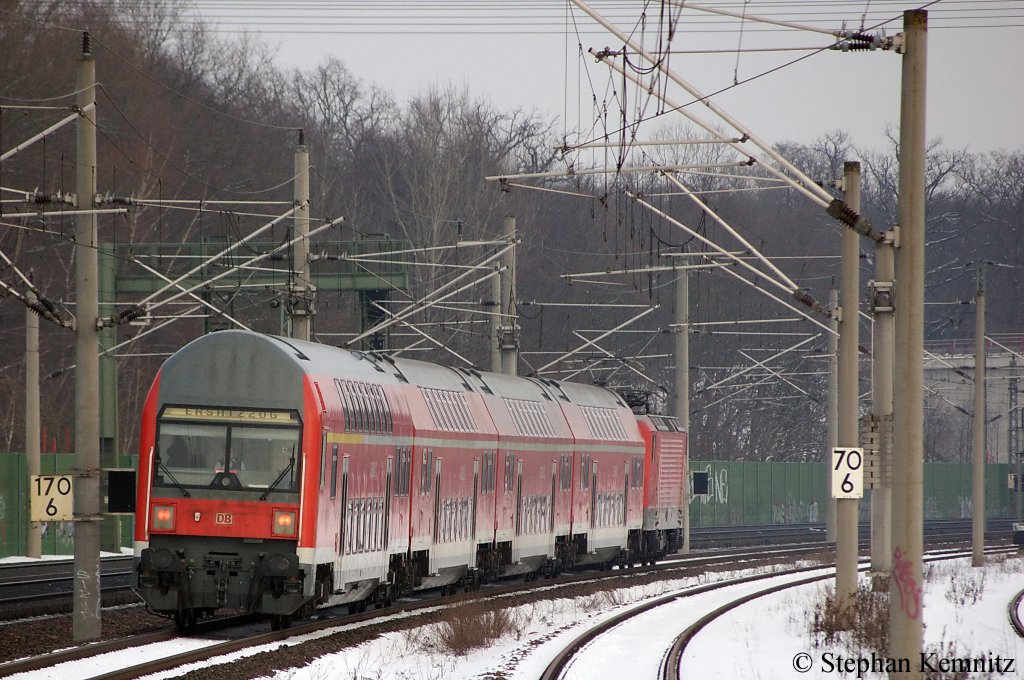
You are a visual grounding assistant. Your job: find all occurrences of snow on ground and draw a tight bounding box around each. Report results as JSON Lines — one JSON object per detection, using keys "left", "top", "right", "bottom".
{"left": 9, "top": 553, "right": 1024, "bottom": 679}
{"left": 257, "top": 555, "right": 1024, "bottom": 680}
{"left": 0, "top": 549, "right": 134, "bottom": 565}
{"left": 253, "top": 563, "right": 836, "bottom": 680}
{"left": 685, "top": 554, "right": 1024, "bottom": 679}
{"left": 558, "top": 568, "right": 836, "bottom": 680}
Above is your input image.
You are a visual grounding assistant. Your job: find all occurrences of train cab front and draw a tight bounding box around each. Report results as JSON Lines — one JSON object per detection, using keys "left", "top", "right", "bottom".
{"left": 135, "top": 406, "right": 310, "bottom": 628}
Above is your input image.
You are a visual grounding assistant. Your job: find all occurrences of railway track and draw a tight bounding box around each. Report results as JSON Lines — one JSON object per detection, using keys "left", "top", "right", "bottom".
{"left": 1010, "top": 585, "right": 1024, "bottom": 639}
{"left": 539, "top": 545, "right": 1018, "bottom": 680}
{"left": 0, "top": 555, "right": 139, "bottom": 619}
{"left": 0, "top": 517, "right": 1008, "bottom": 617}
{"left": 0, "top": 543, "right": 836, "bottom": 679}
{"left": 0, "top": 522, "right": 1014, "bottom": 678}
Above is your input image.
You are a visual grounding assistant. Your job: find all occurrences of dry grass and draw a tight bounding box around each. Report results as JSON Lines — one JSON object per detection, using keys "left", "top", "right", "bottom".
{"left": 943, "top": 568, "right": 987, "bottom": 607}
{"left": 413, "top": 601, "right": 527, "bottom": 656}
{"left": 803, "top": 559, "right": 1022, "bottom": 680}
{"left": 808, "top": 583, "right": 889, "bottom": 654}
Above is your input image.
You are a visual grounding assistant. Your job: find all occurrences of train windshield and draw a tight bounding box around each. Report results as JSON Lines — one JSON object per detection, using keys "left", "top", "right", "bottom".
{"left": 155, "top": 420, "right": 301, "bottom": 494}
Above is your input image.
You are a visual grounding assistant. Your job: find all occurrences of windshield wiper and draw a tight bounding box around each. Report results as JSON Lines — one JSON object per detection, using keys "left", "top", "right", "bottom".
{"left": 260, "top": 449, "right": 296, "bottom": 501}
{"left": 156, "top": 457, "right": 191, "bottom": 498}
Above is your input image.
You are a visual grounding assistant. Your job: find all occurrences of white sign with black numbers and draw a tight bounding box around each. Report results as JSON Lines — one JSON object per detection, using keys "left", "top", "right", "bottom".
{"left": 831, "top": 447, "right": 864, "bottom": 499}
{"left": 30, "top": 474, "right": 74, "bottom": 522}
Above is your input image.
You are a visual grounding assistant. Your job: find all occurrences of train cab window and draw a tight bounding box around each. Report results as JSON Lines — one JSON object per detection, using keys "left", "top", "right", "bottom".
{"left": 230, "top": 426, "right": 299, "bottom": 489}
{"left": 155, "top": 418, "right": 300, "bottom": 494}
{"left": 159, "top": 426, "right": 224, "bottom": 473}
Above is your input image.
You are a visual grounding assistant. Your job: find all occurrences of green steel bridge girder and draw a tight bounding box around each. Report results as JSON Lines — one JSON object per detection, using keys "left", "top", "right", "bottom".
{"left": 99, "top": 239, "right": 410, "bottom": 296}
{"left": 110, "top": 270, "right": 409, "bottom": 294}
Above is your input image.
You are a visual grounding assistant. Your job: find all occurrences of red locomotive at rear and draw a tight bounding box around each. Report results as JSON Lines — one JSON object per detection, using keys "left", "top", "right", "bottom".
{"left": 636, "top": 414, "right": 687, "bottom": 557}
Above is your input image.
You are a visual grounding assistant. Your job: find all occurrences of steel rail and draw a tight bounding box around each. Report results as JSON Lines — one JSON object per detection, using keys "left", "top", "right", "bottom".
{"left": 538, "top": 544, "right": 1015, "bottom": 680}
{"left": 7, "top": 544, "right": 831, "bottom": 679}
{"left": 1009, "top": 586, "right": 1024, "bottom": 639}
{"left": 663, "top": 547, "right": 1018, "bottom": 680}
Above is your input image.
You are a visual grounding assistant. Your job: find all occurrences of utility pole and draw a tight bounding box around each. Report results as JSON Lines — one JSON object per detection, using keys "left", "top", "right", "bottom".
{"left": 291, "top": 130, "right": 312, "bottom": 342}
{"left": 889, "top": 10, "right": 927, "bottom": 671}
{"left": 73, "top": 32, "right": 102, "bottom": 642}
{"left": 835, "top": 161, "right": 861, "bottom": 621}
{"left": 98, "top": 246, "right": 119, "bottom": 551}
{"left": 499, "top": 215, "right": 518, "bottom": 376}
{"left": 26, "top": 288, "right": 41, "bottom": 559}
{"left": 826, "top": 288, "right": 838, "bottom": 542}
{"left": 673, "top": 267, "right": 690, "bottom": 553}
{"left": 868, "top": 223, "right": 895, "bottom": 587}
{"left": 490, "top": 264, "right": 502, "bottom": 372}
{"left": 971, "top": 262, "right": 986, "bottom": 566}
{"left": 1011, "top": 364, "right": 1021, "bottom": 522}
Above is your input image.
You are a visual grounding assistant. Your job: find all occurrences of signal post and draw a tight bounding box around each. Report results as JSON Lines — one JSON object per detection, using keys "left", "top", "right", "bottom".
{"left": 834, "top": 162, "right": 862, "bottom": 623}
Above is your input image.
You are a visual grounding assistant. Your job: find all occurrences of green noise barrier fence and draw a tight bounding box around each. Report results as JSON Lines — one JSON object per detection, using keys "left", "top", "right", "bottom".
{"left": 0, "top": 454, "right": 1017, "bottom": 557}
{"left": 0, "top": 452, "right": 135, "bottom": 558}
{"left": 688, "top": 460, "right": 1016, "bottom": 527}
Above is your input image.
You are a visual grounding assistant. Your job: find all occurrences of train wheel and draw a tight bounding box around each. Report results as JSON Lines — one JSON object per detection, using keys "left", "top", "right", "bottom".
{"left": 174, "top": 609, "right": 196, "bottom": 630}
{"left": 270, "top": 614, "right": 292, "bottom": 631}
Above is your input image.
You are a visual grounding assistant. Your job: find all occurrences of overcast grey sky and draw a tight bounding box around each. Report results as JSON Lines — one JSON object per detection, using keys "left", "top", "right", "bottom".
{"left": 191, "top": 1, "right": 1022, "bottom": 153}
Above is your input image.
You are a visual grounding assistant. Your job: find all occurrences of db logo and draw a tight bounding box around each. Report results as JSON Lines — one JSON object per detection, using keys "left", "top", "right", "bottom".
{"left": 215, "top": 512, "right": 234, "bottom": 525}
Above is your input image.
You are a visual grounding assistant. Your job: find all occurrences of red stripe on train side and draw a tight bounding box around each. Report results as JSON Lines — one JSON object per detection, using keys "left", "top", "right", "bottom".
{"left": 300, "top": 376, "right": 324, "bottom": 549}
{"left": 135, "top": 372, "right": 161, "bottom": 543}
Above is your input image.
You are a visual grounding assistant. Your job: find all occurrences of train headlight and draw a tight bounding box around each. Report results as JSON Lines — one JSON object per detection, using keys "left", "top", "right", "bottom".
{"left": 153, "top": 505, "right": 176, "bottom": 531}
{"left": 272, "top": 510, "right": 297, "bottom": 537}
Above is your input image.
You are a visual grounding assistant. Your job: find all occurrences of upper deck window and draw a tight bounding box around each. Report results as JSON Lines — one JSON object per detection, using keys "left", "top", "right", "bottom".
{"left": 581, "top": 406, "right": 629, "bottom": 441}
{"left": 336, "top": 380, "right": 393, "bottom": 434}
{"left": 504, "top": 398, "right": 556, "bottom": 437}
{"left": 421, "top": 388, "right": 478, "bottom": 433}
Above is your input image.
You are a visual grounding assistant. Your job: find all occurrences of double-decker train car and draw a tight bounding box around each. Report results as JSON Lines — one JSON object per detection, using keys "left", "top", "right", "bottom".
{"left": 134, "top": 330, "right": 686, "bottom": 628}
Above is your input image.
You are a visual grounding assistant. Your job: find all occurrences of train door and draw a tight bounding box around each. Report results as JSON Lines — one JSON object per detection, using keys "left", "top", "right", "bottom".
{"left": 472, "top": 459, "right": 479, "bottom": 540}
{"left": 576, "top": 453, "right": 591, "bottom": 532}
{"left": 432, "top": 458, "right": 442, "bottom": 543}
{"left": 384, "top": 457, "right": 392, "bottom": 550}
{"left": 623, "top": 460, "right": 630, "bottom": 526}
{"left": 330, "top": 444, "right": 339, "bottom": 499}
{"left": 549, "top": 460, "right": 557, "bottom": 532}
{"left": 339, "top": 456, "right": 349, "bottom": 557}
{"left": 320, "top": 431, "right": 328, "bottom": 487}
{"left": 515, "top": 459, "right": 523, "bottom": 536}
{"left": 590, "top": 460, "right": 598, "bottom": 527}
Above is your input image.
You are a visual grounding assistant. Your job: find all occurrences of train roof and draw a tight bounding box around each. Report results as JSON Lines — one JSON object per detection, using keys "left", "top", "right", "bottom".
{"left": 159, "top": 330, "right": 627, "bottom": 410}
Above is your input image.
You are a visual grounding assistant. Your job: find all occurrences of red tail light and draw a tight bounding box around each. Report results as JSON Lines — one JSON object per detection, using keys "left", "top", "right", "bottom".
{"left": 273, "top": 510, "right": 297, "bottom": 536}
{"left": 153, "top": 505, "right": 175, "bottom": 530}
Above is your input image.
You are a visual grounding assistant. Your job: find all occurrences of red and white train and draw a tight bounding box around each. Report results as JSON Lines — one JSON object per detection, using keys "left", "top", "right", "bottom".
{"left": 134, "top": 330, "right": 686, "bottom": 628}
